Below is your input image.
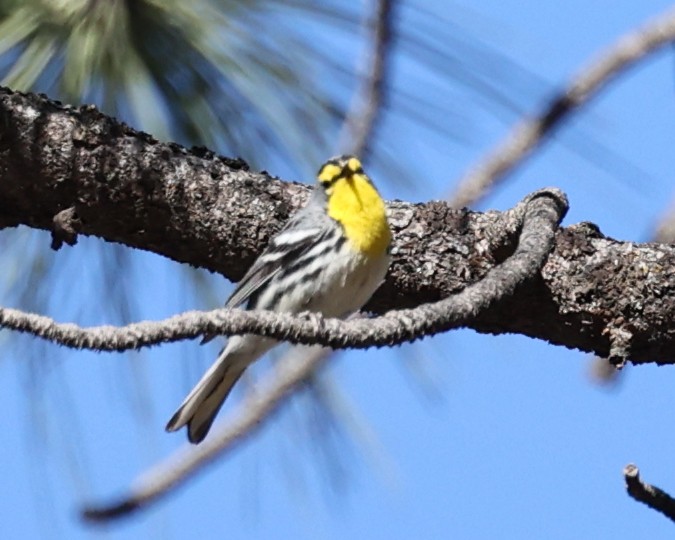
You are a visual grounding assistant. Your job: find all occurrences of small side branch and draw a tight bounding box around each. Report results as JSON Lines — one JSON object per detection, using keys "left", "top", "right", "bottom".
{"left": 79, "top": 188, "right": 566, "bottom": 521}
{"left": 448, "top": 6, "right": 675, "bottom": 208}
{"left": 51, "top": 206, "right": 81, "bottom": 250}
{"left": 624, "top": 464, "right": 675, "bottom": 523}
{"left": 1, "top": 189, "right": 568, "bottom": 354}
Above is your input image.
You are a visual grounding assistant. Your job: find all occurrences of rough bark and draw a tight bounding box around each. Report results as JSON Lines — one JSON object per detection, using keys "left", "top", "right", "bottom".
{"left": 0, "top": 87, "right": 673, "bottom": 363}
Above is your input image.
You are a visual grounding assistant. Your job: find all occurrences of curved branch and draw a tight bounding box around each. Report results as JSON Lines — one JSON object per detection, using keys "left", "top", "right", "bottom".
{"left": 448, "top": 5, "right": 675, "bottom": 208}
{"left": 0, "top": 88, "right": 673, "bottom": 362}
{"left": 80, "top": 188, "right": 565, "bottom": 521}
{"left": 2, "top": 188, "right": 567, "bottom": 354}
{"left": 338, "top": 0, "right": 395, "bottom": 159}
{"left": 624, "top": 464, "right": 675, "bottom": 523}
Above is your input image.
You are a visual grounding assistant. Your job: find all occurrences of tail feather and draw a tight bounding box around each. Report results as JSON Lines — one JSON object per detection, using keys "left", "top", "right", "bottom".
{"left": 166, "top": 350, "right": 247, "bottom": 444}
{"left": 187, "top": 365, "right": 246, "bottom": 444}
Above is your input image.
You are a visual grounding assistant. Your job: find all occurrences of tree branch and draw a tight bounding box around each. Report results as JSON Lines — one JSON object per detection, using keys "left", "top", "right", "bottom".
{"left": 448, "top": 5, "right": 675, "bottom": 208}
{"left": 0, "top": 88, "right": 673, "bottom": 361}
{"left": 3, "top": 189, "right": 566, "bottom": 352}
{"left": 80, "top": 188, "right": 564, "bottom": 521}
{"left": 624, "top": 464, "right": 675, "bottom": 523}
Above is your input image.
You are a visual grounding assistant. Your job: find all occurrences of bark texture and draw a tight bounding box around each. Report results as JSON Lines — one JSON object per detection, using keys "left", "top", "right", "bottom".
{"left": 0, "top": 87, "right": 673, "bottom": 363}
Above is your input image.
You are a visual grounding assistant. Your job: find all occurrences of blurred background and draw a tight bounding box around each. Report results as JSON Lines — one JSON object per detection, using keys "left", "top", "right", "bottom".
{"left": 1, "top": 0, "right": 675, "bottom": 538}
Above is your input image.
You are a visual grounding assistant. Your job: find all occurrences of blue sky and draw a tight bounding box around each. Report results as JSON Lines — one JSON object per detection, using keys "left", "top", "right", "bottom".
{"left": 2, "top": 0, "right": 675, "bottom": 539}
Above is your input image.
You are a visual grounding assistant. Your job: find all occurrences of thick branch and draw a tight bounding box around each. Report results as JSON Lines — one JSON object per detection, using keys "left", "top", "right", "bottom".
{"left": 624, "top": 464, "right": 675, "bottom": 523}
{"left": 0, "top": 88, "right": 673, "bottom": 362}
{"left": 448, "top": 5, "right": 675, "bottom": 208}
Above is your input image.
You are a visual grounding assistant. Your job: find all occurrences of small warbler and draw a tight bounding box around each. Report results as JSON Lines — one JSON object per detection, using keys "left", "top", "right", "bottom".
{"left": 166, "top": 155, "right": 391, "bottom": 443}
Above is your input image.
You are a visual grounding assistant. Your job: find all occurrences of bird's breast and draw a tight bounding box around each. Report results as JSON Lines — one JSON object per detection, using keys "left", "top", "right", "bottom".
{"left": 327, "top": 176, "right": 391, "bottom": 257}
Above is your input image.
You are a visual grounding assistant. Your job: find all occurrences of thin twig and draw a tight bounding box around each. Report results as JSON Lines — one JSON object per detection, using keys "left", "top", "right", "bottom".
{"left": 338, "top": 0, "right": 395, "bottom": 159}
{"left": 448, "top": 6, "right": 675, "bottom": 209}
{"left": 1, "top": 189, "right": 567, "bottom": 355}
{"left": 79, "top": 188, "right": 566, "bottom": 521}
{"left": 82, "top": 345, "right": 331, "bottom": 521}
{"left": 624, "top": 464, "right": 675, "bottom": 523}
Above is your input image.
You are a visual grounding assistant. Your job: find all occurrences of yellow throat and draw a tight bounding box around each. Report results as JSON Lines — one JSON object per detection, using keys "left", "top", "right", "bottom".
{"left": 318, "top": 157, "right": 391, "bottom": 257}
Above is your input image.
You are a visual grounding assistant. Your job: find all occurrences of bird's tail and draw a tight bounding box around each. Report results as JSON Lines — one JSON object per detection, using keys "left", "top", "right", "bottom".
{"left": 165, "top": 348, "right": 248, "bottom": 444}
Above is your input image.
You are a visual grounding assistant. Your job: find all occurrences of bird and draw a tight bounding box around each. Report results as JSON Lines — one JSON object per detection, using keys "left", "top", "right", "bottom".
{"left": 166, "top": 155, "right": 391, "bottom": 444}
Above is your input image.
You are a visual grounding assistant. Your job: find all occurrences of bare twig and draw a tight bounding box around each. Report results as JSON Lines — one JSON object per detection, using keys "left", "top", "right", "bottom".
{"left": 624, "top": 464, "right": 675, "bottom": 523}
{"left": 448, "top": 6, "right": 675, "bottom": 209}
{"left": 1, "top": 189, "right": 566, "bottom": 355}
{"left": 338, "top": 0, "right": 395, "bottom": 159}
{"left": 79, "top": 188, "right": 565, "bottom": 521}
{"left": 82, "top": 345, "right": 331, "bottom": 521}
